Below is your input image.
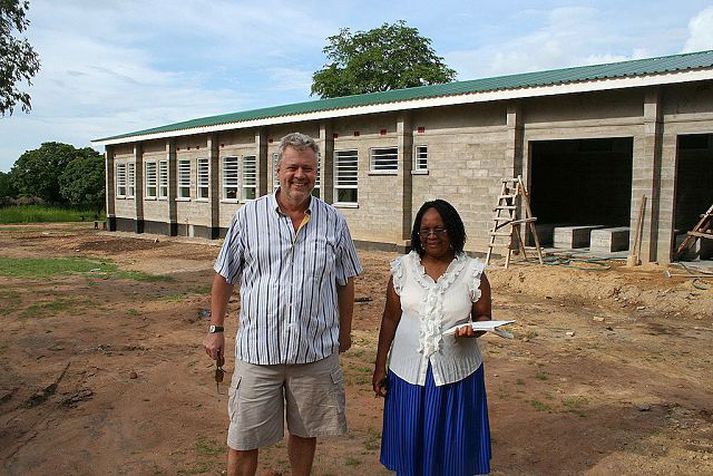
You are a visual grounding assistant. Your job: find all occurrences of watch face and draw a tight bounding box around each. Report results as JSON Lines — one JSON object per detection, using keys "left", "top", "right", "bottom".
{"left": 209, "top": 325, "right": 216, "bottom": 332}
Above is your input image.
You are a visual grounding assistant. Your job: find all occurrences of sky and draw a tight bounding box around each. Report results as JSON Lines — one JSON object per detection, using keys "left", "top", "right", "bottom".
{"left": 1, "top": 0, "right": 713, "bottom": 172}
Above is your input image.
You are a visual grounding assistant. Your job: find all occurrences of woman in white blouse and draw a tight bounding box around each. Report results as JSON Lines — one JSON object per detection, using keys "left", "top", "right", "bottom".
{"left": 373, "top": 199, "right": 492, "bottom": 475}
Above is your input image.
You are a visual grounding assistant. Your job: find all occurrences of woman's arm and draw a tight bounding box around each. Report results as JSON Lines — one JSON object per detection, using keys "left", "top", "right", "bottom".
{"left": 455, "top": 272, "right": 492, "bottom": 338}
{"left": 372, "top": 276, "right": 402, "bottom": 397}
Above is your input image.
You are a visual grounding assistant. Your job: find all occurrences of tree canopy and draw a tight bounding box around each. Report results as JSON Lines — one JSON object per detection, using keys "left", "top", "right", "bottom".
{"left": 1, "top": 0, "right": 41, "bottom": 116}
{"left": 59, "top": 154, "right": 105, "bottom": 213}
{"left": 10, "top": 142, "right": 101, "bottom": 204}
{"left": 311, "top": 21, "right": 456, "bottom": 98}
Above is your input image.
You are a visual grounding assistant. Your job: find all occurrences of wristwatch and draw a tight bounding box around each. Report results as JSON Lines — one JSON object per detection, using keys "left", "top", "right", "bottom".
{"left": 208, "top": 325, "right": 224, "bottom": 334}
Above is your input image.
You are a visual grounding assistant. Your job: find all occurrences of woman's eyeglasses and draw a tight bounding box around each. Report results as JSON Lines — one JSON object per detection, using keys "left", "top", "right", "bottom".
{"left": 417, "top": 228, "right": 448, "bottom": 238}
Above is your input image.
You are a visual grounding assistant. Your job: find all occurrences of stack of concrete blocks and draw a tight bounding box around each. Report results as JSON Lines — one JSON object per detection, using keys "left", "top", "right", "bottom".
{"left": 590, "top": 227, "right": 630, "bottom": 254}
{"left": 553, "top": 225, "right": 604, "bottom": 249}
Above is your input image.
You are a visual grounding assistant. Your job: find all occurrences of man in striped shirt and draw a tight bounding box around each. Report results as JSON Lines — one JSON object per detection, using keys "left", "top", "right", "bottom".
{"left": 204, "top": 132, "right": 362, "bottom": 476}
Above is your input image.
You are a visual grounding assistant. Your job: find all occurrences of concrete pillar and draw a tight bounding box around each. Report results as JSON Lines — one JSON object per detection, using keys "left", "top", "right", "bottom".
{"left": 208, "top": 134, "right": 220, "bottom": 238}
{"left": 319, "top": 122, "right": 334, "bottom": 203}
{"left": 166, "top": 140, "right": 177, "bottom": 236}
{"left": 506, "top": 104, "right": 525, "bottom": 180}
{"left": 632, "top": 88, "right": 663, "bottom": 262}
{"left": 398, "top": 113, "right": 414, "bottom": 243}
{"left": 133, "top": 143, "right": 144, "bottom": 234}
{"left": 105, "top": 147, "right": 116, "bottom": 231}
{"left": 256, "top": 128, "right": 268, "bottom": 197}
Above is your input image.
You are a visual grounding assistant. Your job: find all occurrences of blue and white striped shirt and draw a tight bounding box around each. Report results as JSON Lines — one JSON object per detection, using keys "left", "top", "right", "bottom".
{"left": 214, "top": 192, "right": 362, "bottom": 365}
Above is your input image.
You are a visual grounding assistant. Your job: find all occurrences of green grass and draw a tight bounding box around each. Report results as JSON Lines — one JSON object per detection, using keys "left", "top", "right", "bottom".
{"left": 0, "top": 205, "right": 105, "bottom": 224}
{"left": 0, "top": 256, "right": 173, "bottom": 282}
{"left": 0, "top": 257, "right": 117, "bottom": 278}
{"left": 531, "top": 399, "right": 552, "bottom": 412}
{"left": 535, "top": 371, "right": 549, "bottom": 381}
{"left": 19, "top": 297, "right": 87, "bottom": 319}
{"left": 194, "top": 437, "right": 223, "bottom": 457}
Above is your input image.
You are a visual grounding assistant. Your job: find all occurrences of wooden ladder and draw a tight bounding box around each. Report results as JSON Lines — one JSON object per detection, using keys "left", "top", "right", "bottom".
{"left": 485, "top": 176, "right": 544, "bottom": 268}
{"left": 674, "top": 202, "right": 713, "bottom": 260}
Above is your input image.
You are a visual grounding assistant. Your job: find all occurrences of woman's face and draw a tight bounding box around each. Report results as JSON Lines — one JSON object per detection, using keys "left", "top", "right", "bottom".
{"left": 419, "top": 208, "right": 452, "bottom": 259}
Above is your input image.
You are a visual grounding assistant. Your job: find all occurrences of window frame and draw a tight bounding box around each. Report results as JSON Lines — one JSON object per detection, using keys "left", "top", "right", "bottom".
{"left": 116, "top": 163, "right": 127, "bottom": 198}
{"left": 145, "top": 161, "right": 158, "bottom": 199}
{"left": 369, "top": 146, "right": 398, "bottom": 174}
{"left": 413, "top": 145, "right": 429, "bottom": 174}
{"left": 158, "top": 160, "right": 168, "bottom": 199}
{"left": 241, "top": 155, "right": 257, "bottom": 202}
{"left": 334, "top": 149, "right": 359, "bottom": 206}
{"left": 127, "top": 162, "right": 135, "bottom": 198}
{"left": 197, "top": 158, "right": 209, "bottom": 200}
{"left": 177, "top": 159, "right": 191, "bottom": 199}
{"left": 222, "top": 156, "right": 239, "bottom": 201}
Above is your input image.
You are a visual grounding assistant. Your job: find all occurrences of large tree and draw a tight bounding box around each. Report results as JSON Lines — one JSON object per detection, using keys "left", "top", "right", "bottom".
{"left": 0, "top": 170, "right": 17, "bottom": 199}
{"left": 10, "top": 142, "right": 98, "bottom": 203}
{"left": 1, "top": 0, "right": 41, "bottom": 116}
{"left": 59, "top": 153, "right": 105, "bottom": 214}
{"left": 311, "top": 21, "right": 456, "bottom": 98}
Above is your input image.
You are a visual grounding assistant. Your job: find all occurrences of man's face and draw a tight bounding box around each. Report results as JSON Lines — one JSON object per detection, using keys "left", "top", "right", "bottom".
{"left": 277, "top": 146, "right": 318, "bottom": 205}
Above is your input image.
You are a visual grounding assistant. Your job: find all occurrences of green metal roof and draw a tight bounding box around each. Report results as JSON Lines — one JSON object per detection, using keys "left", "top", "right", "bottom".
{"left": 96, "top": 49, "right": 713, "bottom": 143}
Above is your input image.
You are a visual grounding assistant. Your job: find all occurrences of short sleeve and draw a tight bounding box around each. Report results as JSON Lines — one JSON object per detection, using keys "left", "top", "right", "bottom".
{"left": 389, "top": 255, "right": 405, "bottom": 295}
{"left": 334, "top": 216, "right": 362, "bottom": 286}
{"left": 213, "top": 211, "right": 245, "bottom": 285}
{"left": 468, "top": 258, "right": 486, "bottom": 303}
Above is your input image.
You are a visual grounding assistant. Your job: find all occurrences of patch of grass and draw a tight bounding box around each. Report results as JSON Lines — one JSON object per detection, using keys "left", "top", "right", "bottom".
{"left": 0, "top": 205, "right": 105, "bottom": 224}
{"left": 194, "top": 437, "right": 223, "bottom": 456}
{"left": 0, "top": 290, "right": 21, "bottom": 316}
{"left": 535, "top": 371, "right": 549, "bottom": 381}
{"left": 0, "top": 257, "right": 117, "bottom": 278}
{"left": 185, "top": 285, "right": 212, "bottom": 295}
{"left": 562, "top": 395, "right": 590, "bottom": 412}
{"left": 344, "top": 456, "right": 361, "bottom": 467}
{"left": 515, "top": 378, "right": 525, "bottom": 386}
{"left": 177, "top": 460, "right": 216, "bottom": 475}
{"left": 19, "top": 297, "right": 84, "bottom": 319}
{"left": 126, "top": 308, "right": 140, "bottom": 316}
{"left": 531, "top": 399, "right": 552, "bottom": 412}
{"left": 161, "top": 292, "right": 189, "bottom": 302}
{"left": 363, "top": 428, "right": 381, "bottom": 451}
{"left": 110, "top": 271, "right": 175, "bottom": 282}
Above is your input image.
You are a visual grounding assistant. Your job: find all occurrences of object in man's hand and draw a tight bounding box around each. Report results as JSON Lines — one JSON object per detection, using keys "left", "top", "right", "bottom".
{"left": 215, "top": 353, "right": 225, "bottom": 394}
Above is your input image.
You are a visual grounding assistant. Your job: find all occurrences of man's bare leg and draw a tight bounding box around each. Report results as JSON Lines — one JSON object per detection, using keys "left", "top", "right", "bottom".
{"left": 288, "top": 434, "right": 316, "bottom": 476}
{"left": 228, "top": 448, "right": 258, "bottom": 476}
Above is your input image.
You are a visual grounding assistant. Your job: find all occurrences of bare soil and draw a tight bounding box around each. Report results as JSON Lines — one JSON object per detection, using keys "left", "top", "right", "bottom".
{"left": 1, "top": 223, "right": 712, "bottom": 475}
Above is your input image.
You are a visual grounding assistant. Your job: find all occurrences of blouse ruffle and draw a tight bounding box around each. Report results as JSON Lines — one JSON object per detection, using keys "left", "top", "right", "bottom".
{"left": 409, "top": 252, "right": 468, "bottom": 358}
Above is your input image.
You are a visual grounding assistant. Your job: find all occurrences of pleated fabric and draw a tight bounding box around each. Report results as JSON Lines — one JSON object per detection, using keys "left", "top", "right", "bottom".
{"left": 380, "top": 364, "right": 491, "bottom": 476}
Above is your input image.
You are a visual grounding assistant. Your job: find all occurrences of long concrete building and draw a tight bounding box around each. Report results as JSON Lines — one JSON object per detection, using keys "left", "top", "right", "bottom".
{"left": 94, "top": 50, "right": 713, "bottom": 264}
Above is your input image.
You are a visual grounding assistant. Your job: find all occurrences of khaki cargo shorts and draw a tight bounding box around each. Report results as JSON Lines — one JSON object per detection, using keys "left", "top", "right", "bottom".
{"left": 227, "top": 352, "right": 347, "bottom": 450}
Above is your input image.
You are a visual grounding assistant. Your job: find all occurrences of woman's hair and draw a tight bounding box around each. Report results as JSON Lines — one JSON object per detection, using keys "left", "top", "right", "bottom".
{"left": 410, "top": 199, "right": 467, "bottom": 257}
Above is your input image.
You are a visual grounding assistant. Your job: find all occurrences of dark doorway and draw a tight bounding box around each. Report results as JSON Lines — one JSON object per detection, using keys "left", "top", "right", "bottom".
{"left": 673, "top": 133, "right": 713, "bottom": 260}
{"left": 530, "top": 138, "right": 634, "bottom": 230}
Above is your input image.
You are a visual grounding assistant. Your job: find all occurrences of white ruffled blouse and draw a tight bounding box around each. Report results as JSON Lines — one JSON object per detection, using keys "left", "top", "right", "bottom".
{"left": 388, "top": 251, "right": 486, "bottom": 386}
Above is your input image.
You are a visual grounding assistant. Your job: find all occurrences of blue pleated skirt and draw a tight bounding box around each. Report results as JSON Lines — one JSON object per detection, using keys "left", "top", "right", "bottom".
{"left": 380, "top": 364, "right": 491, "bottom": 476}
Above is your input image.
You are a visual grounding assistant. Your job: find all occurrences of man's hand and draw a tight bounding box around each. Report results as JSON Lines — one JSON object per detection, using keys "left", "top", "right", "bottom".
{"left": 203, "top": 332, "right": 224, "bottom": 361}
{"left": 338, "top": 331, "right": 352, "bottom": 353}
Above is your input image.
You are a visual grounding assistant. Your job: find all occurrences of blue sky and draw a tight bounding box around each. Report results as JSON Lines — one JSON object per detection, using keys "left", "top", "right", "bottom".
{"left": 1, "top": 0, "right": 713, "bottom": 172}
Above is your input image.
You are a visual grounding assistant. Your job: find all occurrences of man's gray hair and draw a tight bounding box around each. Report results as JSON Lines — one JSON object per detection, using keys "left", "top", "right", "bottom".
{"left": 278, "top": 132, "right": 320, "bottom": 162}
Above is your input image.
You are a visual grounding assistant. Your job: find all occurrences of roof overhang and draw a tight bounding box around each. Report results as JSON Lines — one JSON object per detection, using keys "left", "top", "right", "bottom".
{"left": 93, "top": 68, "right": 713, "bottom": 147}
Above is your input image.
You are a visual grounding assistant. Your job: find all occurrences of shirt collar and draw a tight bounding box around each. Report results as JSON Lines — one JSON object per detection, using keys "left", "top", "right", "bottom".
{"left": 272, "top": 188, "right": 313, "bottom": 217}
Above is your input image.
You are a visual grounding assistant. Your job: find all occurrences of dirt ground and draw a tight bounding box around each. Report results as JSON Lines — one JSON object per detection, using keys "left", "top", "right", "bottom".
{"left": 1, "top": 223, "right": 712, "bottom": 476}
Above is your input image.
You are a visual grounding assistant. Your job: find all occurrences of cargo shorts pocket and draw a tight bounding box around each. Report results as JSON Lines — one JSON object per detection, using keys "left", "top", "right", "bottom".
{"left": 227, "top": 376, "right": 242, "bottom": 422}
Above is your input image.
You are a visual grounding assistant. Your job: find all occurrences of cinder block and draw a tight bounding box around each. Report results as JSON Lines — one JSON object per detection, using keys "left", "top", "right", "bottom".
{"left": 590, "top": 227, "right": 630, "bottom": 253}
{"left": 553, "top": 225, "right": 604, "bottom": 248}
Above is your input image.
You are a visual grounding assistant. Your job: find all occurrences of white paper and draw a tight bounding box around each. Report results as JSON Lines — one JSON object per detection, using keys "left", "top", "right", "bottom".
{"left": 443, "top": 320, "right": 515, "bottom": 339}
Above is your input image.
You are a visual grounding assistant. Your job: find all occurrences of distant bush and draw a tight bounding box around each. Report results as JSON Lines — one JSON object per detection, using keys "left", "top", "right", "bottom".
{"left": 0, "top": 204, "right": 105, "bottom": 224}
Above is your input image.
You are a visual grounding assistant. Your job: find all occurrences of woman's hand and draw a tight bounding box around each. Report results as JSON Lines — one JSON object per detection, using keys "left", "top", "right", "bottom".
{"left": 372, "top": 367, "right": 388, "bottom": 397}
{"left": 454, "top": 324, "right": 485, "bottom": 339}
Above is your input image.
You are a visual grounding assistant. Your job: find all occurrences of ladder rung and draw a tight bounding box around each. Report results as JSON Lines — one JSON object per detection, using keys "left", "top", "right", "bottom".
{"left": 489, "top": 232, "right": 512, "bottom": 237}
{"left": 498, "top": 195, "right": 517, "bottom": 200}
{"left": 493, "top": 217, "right": 513, "bottom": 222}
{"left": 688, "top": 231, "right": 713, "bottom": 239}
{"left": 494, "top": 206, "right": 517, "bottom": 210}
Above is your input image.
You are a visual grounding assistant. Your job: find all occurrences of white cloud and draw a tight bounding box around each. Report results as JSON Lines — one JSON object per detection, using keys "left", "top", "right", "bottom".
{"left": 683, "top": 6, "right": 713, "bottom": 52}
